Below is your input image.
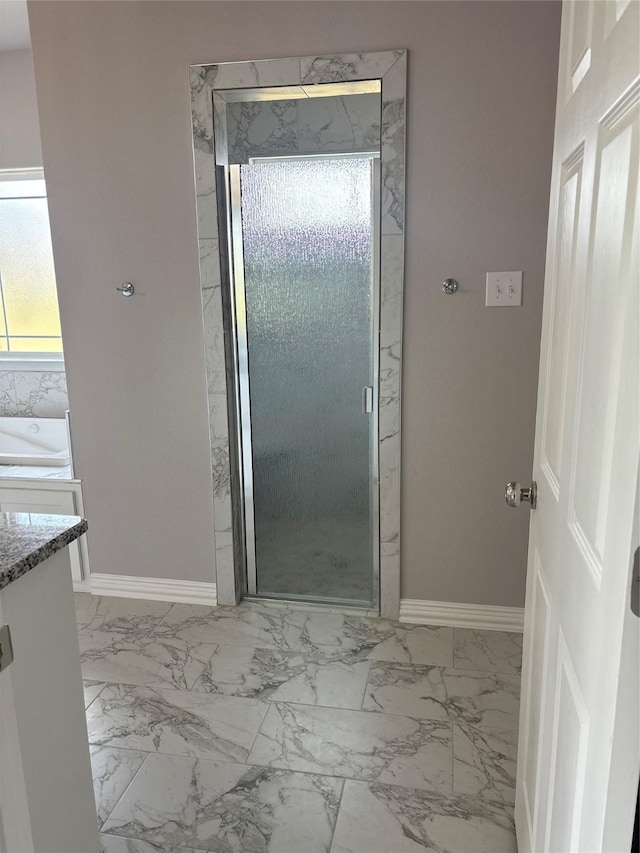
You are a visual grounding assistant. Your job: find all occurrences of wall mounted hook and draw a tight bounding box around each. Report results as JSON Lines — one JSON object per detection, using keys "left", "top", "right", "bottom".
{"left": 442, "top": 278, "right": 458, "bottom": 295}
{"left": 116, "top": 282, "right": 135, "bottom": 297}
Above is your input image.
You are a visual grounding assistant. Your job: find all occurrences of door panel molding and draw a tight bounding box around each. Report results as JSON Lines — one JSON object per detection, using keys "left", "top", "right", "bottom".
{"left": 544, "top": 630, "right": 590, "bottom": 852}
{"left": 540, "top": 145, "right": 584, "bottom": 497}
{"left": 520, "top": 553, "right": 551, "bottom": 847}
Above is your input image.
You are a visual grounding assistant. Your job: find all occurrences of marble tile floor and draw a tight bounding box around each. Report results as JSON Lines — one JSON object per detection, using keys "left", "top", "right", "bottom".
{"left": 74, "top": 594, "right": 522, "bottom": 853}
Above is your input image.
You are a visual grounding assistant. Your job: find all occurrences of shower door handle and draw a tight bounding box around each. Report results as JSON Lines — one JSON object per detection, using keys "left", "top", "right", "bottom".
{"left": 362, "top": 387, "right": 374, "bottom": 414}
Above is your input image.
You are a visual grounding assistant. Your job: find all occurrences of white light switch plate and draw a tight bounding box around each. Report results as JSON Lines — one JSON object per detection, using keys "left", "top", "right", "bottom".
{"left": 485, "top": 271, "right": 523, "bottom": 307}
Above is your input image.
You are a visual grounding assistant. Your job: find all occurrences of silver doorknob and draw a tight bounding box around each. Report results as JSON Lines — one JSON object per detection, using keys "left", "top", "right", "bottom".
{"left": 505, "top": 481, "right": 537, "bottom": 509}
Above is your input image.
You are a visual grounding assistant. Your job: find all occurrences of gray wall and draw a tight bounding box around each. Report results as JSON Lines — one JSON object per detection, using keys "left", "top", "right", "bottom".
{"left": 27, "top": 1, "right": 560, "bottom": 603}
{"left": 0, "top": 48, "right": 43, "bottom": 169}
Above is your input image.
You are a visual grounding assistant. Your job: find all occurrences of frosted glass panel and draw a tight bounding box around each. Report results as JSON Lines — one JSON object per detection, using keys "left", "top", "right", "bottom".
{"left": 240, "top": 158, "right": 374, "bottom": 603}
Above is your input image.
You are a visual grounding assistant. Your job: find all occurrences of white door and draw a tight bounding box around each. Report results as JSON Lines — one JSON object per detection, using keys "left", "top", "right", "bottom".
{"left": 515, "top": 2, "right": 639, "bottom": 852}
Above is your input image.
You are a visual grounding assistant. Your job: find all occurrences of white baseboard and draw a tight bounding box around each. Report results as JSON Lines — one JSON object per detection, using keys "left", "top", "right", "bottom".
{"left": 89, "top": 573, "right": 217, "bottom": 606}
{"left": 399, "top": 598, "right": 524, "bottom": 632}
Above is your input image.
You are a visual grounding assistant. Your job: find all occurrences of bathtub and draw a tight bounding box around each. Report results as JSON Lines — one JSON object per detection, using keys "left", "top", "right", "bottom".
{"left": 0, "top": 417, "right": 71, "bottom": 467}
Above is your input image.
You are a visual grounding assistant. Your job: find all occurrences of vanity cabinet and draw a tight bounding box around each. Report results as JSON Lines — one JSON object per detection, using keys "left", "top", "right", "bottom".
{"left": 0, "top": 481, "right": 88, "bottom": 585}
{"left": 0, "top": 514, "right": 99, "bottom": 853}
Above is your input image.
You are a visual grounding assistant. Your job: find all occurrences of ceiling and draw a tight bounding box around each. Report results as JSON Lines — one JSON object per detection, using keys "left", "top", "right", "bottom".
{"left": 0, "top": 1, "right": 31, "bottom": 52}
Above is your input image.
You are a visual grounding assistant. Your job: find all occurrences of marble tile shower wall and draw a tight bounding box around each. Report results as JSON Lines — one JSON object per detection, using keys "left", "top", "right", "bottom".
{"left": 0, "top": 370, "right": 68, "bottom": 418}
{"left": 225, "top": 93, "right": 381, "bottom": 162}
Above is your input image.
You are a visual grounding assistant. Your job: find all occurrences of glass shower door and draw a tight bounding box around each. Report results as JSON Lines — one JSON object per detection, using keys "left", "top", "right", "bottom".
{"left": 235, "top": 157, "right": 377, "bottom": 605}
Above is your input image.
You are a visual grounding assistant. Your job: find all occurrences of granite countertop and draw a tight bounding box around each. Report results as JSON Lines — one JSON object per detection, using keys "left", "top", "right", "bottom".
{"left": 0, "top": 513, "right": 88, "bottom": 591}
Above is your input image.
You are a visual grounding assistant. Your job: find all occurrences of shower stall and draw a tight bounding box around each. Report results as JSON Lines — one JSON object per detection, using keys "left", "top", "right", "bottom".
{"left": 215, "top": 85, "right": 381, "bottom": 608}
{"left": 191, "top": 52, "right": 406, "bottom": 614}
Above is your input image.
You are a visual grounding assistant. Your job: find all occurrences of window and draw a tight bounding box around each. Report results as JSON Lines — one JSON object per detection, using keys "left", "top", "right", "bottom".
{"left": 0, "top": 169, "right": 63, "bottom": 360}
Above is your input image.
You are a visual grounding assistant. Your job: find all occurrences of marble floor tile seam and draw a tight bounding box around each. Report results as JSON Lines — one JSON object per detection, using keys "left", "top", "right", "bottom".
{"left": 98, "top": 756, "right": 350, "bottom": 841}
{"left": 359, "top": 670, "right": 521, "bottom": 718}
{"left": 195, "top": 752, "right": 458, "bottom": 797}
{"left": 98, "top": 756, "right": 505, "bottom": 850}
{"left": 365, "top": 660, "right": 522, "bottom": 682}
{"left": 78, "top": 594, "right": 518, "bottom": 643}
{"left": 328, "top": 780, "right": 517, "bottom": 853}
{"left": 153, "top": 597, "right": 450, "bottom": 639}
{"left": 354, "top": 660, "right": 374, "bottom": 712}
{"left": 241, "top": 597, "right": 380, "bottom": 618}
{"left": 189, "top": 642, "right": 374, "bottom": 709}
{"left": 89, "top": 706, "right": 457, "bottom": 790}
{"left": 450, "top": 659, "right": 523, "bottom": 677}
{"left": 87, "top": 679, "right": 473, "bottom": 777}
{"left": 96, "top": 748, "right": 516, "bottom": 852}
{"left": 452, "top": 627, "right": 523, "bottom": 677}
{"left": 328, "top": 779, "right": 347, "bottom": 853}
{"left": 82, "top": 596, "right": 174, "bottom": 635}
{"left": 86, "top": 681, "right": 273, "bottom": 766}
{"left": 448, "top": 784, "right": 518, "bottom": 811}
{"left": 248, "top": 702, "right": 457, "bottom": 792}
{"left": 189, "top": 638, "right": 382, "bottom": 664}
{"left": 86, "top": 685, "right": 517, "bottom": 795}
{"left": 100, "top": 828, "right": 211, "bottom": 853}
{"left": 84, "top": 680, "right": 109, "bottom": 711}
{"left": 94, "top": 750, "right": 154, "bottom": 831}
{"left": 251, "top": 695, "right": 460, "bottom": 726}
{"left": 454, "top": 719, "right": 522, "bottom": 736}
{"left": 89, "top": 728, "right": 462, "bottom": 796}
{"left": 84, "top": 667, "right": 518, "bottom": 721}
{"left": 86, "top": 682, "right": 442, "bottom": 780}
{"left": 356, "top": 695, "right": 522, "bottom": 730}
{"left": 93, "top": 742, "right": 157, "bottom": 760}
{"left": 243, "top": 699, "right": 272, "bottom": 763}
{"left": 85, "top": 666, "right": 380, "bottom": 711}
{"left": 92, "top": 626, "right": 467, "bottom": 676}
{"left": 78, "top": 595, "right": 457, "bottom": 668}
{"left": 100, "top": 834, "right": 206, "bottom": 853}
{"left": 84, "top": 673, "right": 219, "bottom": 694}
{"left": 158, "top": 605, "right": 448, "bottom": 640}
{"left": 100, "top": 836, "right": 226, "bottom": 853}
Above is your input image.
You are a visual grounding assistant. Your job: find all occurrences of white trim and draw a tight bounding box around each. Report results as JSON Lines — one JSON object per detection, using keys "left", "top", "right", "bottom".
{"left": 0, "top": 168, "right": 45, "bottom": 197}
{"left": 0, "top": 168, "right": 44, "bottom": 182}
{"left": 0, "top": 355, "right": 65, "bottom": 371}
{"left": 399, "top": 598, "right": 525, "bottom": 632}
{"left": 89, "top": 573, "right": 217, "bottom": 606}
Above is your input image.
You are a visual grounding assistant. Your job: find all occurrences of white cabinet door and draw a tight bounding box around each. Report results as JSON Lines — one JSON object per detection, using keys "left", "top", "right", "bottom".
{"left": 515, "top": 2, "right": 639, "bottom": 851}
{"left": 0, "top": 487, "right": 85, "bottom": 583}
{"left": 0, "top": 549, "right": 100, "bottom": 853}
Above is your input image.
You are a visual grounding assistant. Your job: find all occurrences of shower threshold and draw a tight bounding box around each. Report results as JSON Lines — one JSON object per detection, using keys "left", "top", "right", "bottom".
{"left": 243, "top": 592, "right": 377, "bottom": 615}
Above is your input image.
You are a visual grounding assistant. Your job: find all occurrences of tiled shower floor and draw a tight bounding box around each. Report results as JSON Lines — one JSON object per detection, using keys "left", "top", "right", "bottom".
{"left": 75, "top": 594, "right": 522, "bottom": 853}
{"left": 253, "top": 518, "right": 371, "bottom": 601}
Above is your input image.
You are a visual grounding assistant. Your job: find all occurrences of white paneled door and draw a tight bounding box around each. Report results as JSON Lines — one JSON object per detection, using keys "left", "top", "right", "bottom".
{"left": 515, "top": 2, "right": 639, "bottom": 852}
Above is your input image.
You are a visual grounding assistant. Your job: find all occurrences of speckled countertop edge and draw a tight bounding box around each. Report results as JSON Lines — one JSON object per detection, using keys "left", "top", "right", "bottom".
{"left": 0, "top": 515, "right": 88, "bottom": 591}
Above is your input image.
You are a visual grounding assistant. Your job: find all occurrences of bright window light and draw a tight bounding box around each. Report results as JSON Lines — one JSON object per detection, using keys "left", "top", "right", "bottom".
{"left": 0, "top": 170, "right": 63, "bottom": 356}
